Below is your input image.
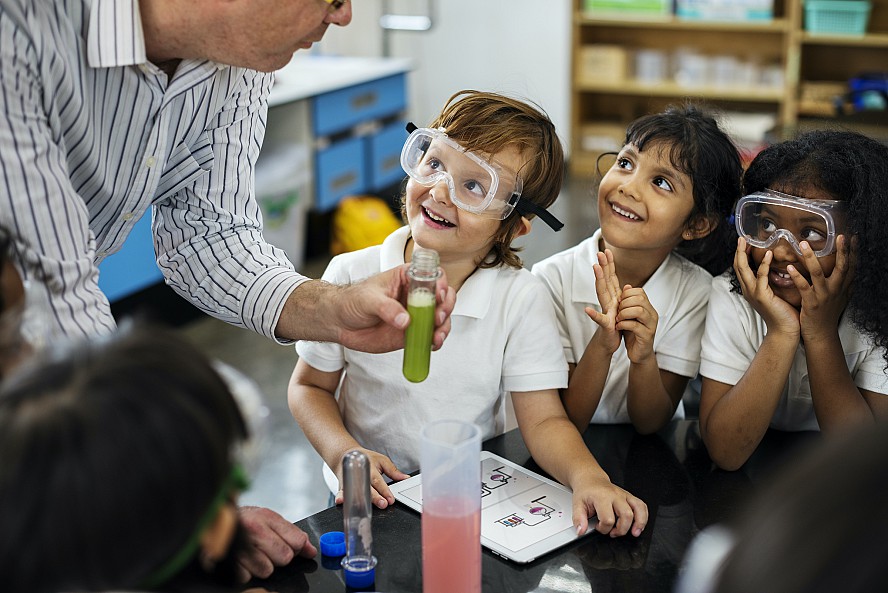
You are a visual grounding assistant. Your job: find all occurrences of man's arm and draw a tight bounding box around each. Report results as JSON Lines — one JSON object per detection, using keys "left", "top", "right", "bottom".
{"left": 0, "top": 9, "right": 116, "bottom": 339}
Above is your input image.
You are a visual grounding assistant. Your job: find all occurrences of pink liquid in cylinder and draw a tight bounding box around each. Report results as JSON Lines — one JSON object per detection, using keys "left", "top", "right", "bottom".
{"left": 422, "top": 504, "right": 481, "bottom": 593}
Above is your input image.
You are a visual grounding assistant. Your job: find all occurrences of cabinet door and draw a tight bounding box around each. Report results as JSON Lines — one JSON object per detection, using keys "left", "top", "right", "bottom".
{"left": 367, "top": 120, "right": 408, "bottom": 191}
{"left": 315, "top": 136, "right": 367, "bottom": 212}
{"left": 312, "top": 74, "right": 407, "bottom": 137}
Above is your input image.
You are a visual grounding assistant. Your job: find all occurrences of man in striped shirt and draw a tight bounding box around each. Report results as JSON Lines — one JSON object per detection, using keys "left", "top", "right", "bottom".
{"left": 0, "top": 0, "right": 455, "bottom": 583}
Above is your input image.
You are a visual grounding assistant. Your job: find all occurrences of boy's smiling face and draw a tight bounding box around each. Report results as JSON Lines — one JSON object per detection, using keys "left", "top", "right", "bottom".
{"left": 406, "top": 145, "right": 526, "bottom": 267}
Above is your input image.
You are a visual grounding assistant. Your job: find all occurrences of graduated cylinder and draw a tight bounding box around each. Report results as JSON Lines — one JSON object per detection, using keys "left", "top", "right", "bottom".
{"left": 420, "top": 419, "right": 481, "bottom": 593}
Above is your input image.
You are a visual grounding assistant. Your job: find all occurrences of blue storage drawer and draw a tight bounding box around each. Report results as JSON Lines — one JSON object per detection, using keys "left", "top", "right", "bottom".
{"left": 315, "top": 135, "right": 366, "bottom": 212}
{"left": 312, "top": 74, "right": 407, "bottom": 137}
{"left": 367, "top": 121, "right": 408, "bottom": 191}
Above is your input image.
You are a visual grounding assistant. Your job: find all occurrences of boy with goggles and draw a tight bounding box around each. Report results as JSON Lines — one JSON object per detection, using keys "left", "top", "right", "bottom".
{"left": 291, "top": 90, "right": 648, "bottom": 540}
{"left": 734, "top": 188, "right": 847, "bottom": 258}
{"left": 699, "top": 130, "right": 888, "bottom": 472}
{"left": 401, "top": 123, "right": 564, "bottom": 231}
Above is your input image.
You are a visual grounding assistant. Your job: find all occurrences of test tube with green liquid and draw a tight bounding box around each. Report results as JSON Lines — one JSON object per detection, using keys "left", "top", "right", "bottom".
{"left": 403, "top": 247, "right": 440, "bottom": 383}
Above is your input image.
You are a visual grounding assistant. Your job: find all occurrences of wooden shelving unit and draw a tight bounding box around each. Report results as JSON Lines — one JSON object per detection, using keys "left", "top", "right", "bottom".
{"left": 570, "top": 0, "right": 888, "bottom": 174}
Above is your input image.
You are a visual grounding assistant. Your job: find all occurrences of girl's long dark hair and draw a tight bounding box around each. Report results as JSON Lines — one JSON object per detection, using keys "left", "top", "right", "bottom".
{"left": 740, "top": 130, "right": 888, "bottom": 365}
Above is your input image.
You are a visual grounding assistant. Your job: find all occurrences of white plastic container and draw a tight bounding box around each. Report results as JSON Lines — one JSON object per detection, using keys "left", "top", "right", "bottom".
{"left": 254, "top": 143, "right": 311, "bottom": 269}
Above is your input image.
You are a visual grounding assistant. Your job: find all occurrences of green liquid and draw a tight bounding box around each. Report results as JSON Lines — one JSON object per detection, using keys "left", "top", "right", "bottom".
{"left": 403, "top": 289, "right": 436, "bottom": 383}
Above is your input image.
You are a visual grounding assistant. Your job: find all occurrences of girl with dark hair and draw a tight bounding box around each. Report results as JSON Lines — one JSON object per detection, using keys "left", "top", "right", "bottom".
{"left": 0, "top": 325, "right": 254, "bottom": 593}
{"left": 699, "top": 130, "right": 888, "bottom": 470}
{"left": 532, "top": 104, "right": 742, "bottom": 434}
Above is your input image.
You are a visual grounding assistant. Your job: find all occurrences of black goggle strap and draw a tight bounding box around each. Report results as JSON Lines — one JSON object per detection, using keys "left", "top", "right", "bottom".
{"left": 511, "top": 194, "right": 564, "bottom": 232}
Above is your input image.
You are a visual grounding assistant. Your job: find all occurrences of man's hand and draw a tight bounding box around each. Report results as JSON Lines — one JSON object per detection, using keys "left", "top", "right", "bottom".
{"left": 235, "top": 506, "right": 317, "bottom": 582}
{"left": 276, "top": 267, "right": 456, "bottom": 353}
{"left": 332, "top": 265, "right": 455, "bottom": 353}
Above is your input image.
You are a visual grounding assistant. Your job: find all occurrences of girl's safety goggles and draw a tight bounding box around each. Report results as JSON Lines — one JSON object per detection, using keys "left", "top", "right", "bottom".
{"left": 400, "top": 123, "right": 563, "bottom": 231}
{"left": 734, "top": 189, "right": 848, "bottom": 258}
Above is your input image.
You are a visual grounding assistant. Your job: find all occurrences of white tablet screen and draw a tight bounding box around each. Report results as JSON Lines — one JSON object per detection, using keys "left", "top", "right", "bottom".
{"left": 391, "top": 451, "right": 589, "bottom": 563}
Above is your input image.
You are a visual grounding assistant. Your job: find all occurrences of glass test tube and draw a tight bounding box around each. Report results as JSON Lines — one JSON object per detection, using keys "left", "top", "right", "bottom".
{"left": 341, "top": 450, "right": 377, "bottom": 587}
{"left": 403, "top": 247, "right": 440, "bottom": 383}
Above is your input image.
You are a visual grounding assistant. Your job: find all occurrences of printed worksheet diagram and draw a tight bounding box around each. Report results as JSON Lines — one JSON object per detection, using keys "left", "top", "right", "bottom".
{"left": 479, "top": 458, "right": 573, "bottom": 552}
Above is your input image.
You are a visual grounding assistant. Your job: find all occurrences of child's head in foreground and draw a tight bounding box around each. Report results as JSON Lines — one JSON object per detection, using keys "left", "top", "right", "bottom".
{"left": 0, "top": 324, "right": 251, "bottom": 593}
{"left": 401, "top": 89, "right": 565, "bottom": 269}
{"left": 597, "top": 103, "right": 742, "bottom": 275}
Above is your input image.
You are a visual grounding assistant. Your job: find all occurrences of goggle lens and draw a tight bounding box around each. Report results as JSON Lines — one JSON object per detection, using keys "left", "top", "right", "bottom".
{"left": 735, "top": 191, "right": 846, "bottom": 257}
{"left": 401, "top": 128, "right": 521, "bottom": 219}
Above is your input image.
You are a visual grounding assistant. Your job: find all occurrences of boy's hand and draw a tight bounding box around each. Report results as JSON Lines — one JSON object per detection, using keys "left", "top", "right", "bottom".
{"left": 334, "top": 448, "right": 409, "bottom": 509}
{"left": 570, "top": 474, "right": 648, "bottom": 538}
{"left": 615, "top": 285, "right": 657, "bottom": 364}
{"left": 734, "top": 238, "right": 800, "bottom": 336}
{"left": 793, "top": 236, "right": 855, "bottom": 342}
{"left": 586, "top": 249, "right": 623, "bottom": 355}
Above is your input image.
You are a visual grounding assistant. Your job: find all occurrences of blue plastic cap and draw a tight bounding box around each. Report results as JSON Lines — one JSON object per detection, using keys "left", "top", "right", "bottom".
{"left": 319, "top": 531, "right": 346, "bottom": 557}
{"left": 343, "top": 565, "right": 376, "bottom": 588}
{"left": 342, "top": 555, "right": 377, "bottom": 588}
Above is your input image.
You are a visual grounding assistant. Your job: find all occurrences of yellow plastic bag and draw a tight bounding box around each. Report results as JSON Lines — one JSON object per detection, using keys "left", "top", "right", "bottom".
{"left": 331, "top": 195, "right": 404, "bottom": 255}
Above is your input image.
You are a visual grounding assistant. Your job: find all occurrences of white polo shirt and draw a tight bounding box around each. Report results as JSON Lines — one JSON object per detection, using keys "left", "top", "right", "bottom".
{"left": 296, "top": 226, "right": 568, "bottom": 472}
{"left": 531, "top": 229, "right": 713, "bottom": 424}
{"left": 700, "top": 272, "right": 888, "bottom": 431}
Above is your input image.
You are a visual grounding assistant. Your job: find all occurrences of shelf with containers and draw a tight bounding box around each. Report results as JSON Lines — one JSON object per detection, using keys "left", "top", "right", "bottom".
{"left": 570, "top": 0, "right": 888, "bottom": 175}
{"left": 797, "top": 0, "right": 888, "bottom": 117}
{"left": 571, "top": 0, "right": 794, "bottom": 175}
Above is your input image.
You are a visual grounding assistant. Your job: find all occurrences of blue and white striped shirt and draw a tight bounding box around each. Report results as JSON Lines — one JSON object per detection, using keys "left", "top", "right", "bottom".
{"left": 0, "top": 0, "right": 308, "bottom": 340}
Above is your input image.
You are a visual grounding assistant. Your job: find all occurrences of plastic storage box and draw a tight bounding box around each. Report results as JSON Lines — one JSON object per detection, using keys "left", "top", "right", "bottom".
{"left": 804, "top": 0, "right": 871, "bottom": 35}
{"left": 676, "top": 0, "right": 774, "bottom": 21}
{"left": 583, "top": 0, "right": 671, "bottom": 18}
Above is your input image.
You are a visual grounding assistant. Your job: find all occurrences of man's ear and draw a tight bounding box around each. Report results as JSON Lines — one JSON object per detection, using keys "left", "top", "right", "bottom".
{"left": 683, "top": 214, "right": 718, "bottom": 240}
{"left": 515, "top": 216, "right": 532, "bottom": 238}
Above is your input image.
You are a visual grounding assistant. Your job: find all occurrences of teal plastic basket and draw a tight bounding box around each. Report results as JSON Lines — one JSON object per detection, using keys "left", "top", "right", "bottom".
{"left": 805, "top": 0, "right": 871, "bottom": 35}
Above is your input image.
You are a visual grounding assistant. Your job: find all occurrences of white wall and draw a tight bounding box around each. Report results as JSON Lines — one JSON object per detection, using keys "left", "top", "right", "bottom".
{"left": 316, "top": 0, "right": 572, "bottom": 156}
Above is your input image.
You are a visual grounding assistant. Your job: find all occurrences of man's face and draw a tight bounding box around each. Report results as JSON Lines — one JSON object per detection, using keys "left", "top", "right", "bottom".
{"left": 210, "top": 0, "right": 353, "bottom": 72}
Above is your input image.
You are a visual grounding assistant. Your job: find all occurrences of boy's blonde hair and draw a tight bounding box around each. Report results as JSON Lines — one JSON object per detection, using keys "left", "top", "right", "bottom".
{"left": 403, "top": 90, "right": 564, "bottom": 269}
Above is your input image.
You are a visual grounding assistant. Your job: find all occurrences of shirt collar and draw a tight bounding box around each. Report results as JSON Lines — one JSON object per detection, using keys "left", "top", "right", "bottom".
{"left": 570, "top": 228, "right": 675, "bottom": 313}
{"left": 379, "top": 226, "right": 499, "bottom": 320}
{"left": 87, "top": 0, "right": 147, "bottom": 68}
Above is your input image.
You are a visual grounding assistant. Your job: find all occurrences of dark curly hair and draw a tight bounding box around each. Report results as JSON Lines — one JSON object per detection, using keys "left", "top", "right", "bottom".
{"left": 615, "top": 103, "right": 743, "bottom": 276}
{"left": 736, "top": 129, "right": 888, "bottom": 366}
{"left": 401, "top": 90, "right": 565, "bottom": 269}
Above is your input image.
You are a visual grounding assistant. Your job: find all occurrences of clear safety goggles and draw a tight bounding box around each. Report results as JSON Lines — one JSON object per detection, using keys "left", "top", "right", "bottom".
{"left": 734, "top": 189, "right": 848, "bottom": 257}
{"left": 400, "top": 123, "right": 563, "bottom": 231}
